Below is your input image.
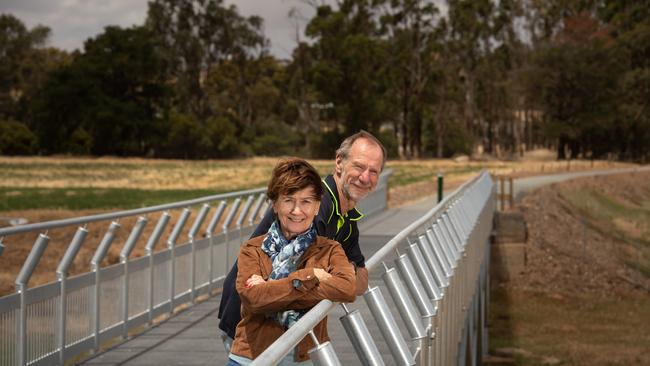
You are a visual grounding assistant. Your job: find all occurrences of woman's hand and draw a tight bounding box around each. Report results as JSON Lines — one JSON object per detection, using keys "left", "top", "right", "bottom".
{"left": 245, "top": 274, "right": 265, "bottom": 288}
{"left": 313, "top": 268, "right": 332, "bottom": 282}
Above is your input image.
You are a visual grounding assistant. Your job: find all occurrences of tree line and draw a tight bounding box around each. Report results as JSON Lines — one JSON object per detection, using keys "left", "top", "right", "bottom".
{"left": 1, "top": 0, "right": 648, "bottom": 161}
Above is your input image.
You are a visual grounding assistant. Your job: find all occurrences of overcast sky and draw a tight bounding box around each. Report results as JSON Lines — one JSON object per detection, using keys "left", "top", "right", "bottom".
{"left": 0, "top": 0, "right": 329, "bottom": 60}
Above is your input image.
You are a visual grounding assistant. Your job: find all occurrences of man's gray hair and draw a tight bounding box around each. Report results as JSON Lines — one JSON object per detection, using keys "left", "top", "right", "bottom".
{"left": 335, "top": 130, "right": 387, "bottom": 171}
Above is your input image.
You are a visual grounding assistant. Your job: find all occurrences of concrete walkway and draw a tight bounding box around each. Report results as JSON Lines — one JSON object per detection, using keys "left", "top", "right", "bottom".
{"left": 513, "top": 166, "right": 650, "bottom": 200}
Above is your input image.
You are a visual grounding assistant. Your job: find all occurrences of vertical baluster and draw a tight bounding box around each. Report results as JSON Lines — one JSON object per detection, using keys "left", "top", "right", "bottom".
{"left": 205, "top": 201, "right": 226, "bottom": 292}
{"left": 167, "top": 208, "right": 191, "bottom": 314}
{"left": 57, "top": 226, "right": 87, "bottom": 365}
{"left": 188, "top": 204, "right": 210, "bottom": 301}
{"left": 120, "top": 216, "right": 147, "bottom": 338}
{"left": 145, "top": 213, "right": 170, "bottom": 325}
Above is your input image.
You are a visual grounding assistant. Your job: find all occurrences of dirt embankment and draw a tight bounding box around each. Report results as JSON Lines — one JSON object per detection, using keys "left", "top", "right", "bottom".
{"left": 490, "top": 170, "right": 650, "bottom": 366}
{"left": 514, "top": 170, "right": 650, "bottom": 297}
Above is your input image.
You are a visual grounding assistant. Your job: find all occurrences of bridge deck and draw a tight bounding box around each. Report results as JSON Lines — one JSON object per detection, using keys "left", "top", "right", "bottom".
{"left": 81, "top": 195, "right": 440, "bottom": 366}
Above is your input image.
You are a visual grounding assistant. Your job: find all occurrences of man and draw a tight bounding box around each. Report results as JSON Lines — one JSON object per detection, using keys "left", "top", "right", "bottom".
{"left": 218, "top": 130, "right": 386, "bottom": 351}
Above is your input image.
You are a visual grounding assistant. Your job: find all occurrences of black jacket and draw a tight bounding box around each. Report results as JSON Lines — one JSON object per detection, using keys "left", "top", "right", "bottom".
{"left": 217, "top": 175, "right": 366, "bottom": 338}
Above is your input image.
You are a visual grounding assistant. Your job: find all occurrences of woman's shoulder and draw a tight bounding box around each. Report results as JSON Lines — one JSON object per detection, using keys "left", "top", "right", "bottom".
{"left": 243, "top": 234, "right": 266, "bottom": 248}
{"left": 315, "top": 235, "right": 341, "bottom": 249}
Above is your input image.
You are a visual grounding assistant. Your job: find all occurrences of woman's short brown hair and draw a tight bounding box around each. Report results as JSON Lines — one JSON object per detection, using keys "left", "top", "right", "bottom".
{"left": 266, "top": 158, "right": 324, "bottom": 202}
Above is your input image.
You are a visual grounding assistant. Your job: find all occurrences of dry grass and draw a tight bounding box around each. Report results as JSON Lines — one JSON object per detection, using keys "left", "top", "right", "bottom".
{"left": 0, "top": 151, "right": 639, "bottom": 296}
{"left": 0, "top": 156, "right": 330, "bottom": 190}
{"left": 0, "top": 152, "right": 634, "bottom": 191}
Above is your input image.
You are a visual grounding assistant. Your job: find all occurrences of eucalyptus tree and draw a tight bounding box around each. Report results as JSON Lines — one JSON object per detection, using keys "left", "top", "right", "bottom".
{"left": 534, "top": 12, "right": 618, "bottom": 160}
{"left": 445, "top": 0, "right": 497, "bottom": 153}
{"left": 302, "top": 0, "right": 386, "bottom": 141}
{"left": 146, "top": 0, "right": 268, "bottom": 121}
{"left": 376, "top": 0, "right": 439, "bottom": 159}
{"left": 0, "top": 14, "right": 54, "bottom": 122}
{"left": 599, "top": 0, "right": 650, "bottom": 161}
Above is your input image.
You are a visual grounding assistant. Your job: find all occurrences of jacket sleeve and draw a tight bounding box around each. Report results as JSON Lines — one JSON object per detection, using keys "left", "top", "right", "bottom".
{"left": 236, "top": 243, "right": 321, "bottom": 314}
{"left": 355, "top": 267, "right": 368, "bottom": 295}
{"left": 285, "top": 243, "right": 356, "bottom": 309}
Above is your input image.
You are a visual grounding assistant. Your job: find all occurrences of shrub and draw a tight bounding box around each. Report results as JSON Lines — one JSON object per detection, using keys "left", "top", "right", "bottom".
{"left": 0, "top": 119, "right": 38, "bottom": 155}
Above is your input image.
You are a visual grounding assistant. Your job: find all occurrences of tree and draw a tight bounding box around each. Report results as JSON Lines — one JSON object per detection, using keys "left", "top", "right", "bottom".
{"left": 0, "top": 13, "right": 59, "bottom": 123}
{"left": 376, "top": 0, "right": 440, "bottom": 159}
{"left": 0, "top": 118, "right": 37, "bottom": 155}
{"left": 599, "top": 0, "right": 650, "bottom": 161}
{"left": 535, "top": 13, "right": 618, "bottom": 159}
{"left": 146, "top": 0, "right": 267, "bottom": 121}
{"left": 31, "top": 25, "right": 170, "bottom": 155}
{"left": 303, "top": 1, "right": 386, "bottom": 139}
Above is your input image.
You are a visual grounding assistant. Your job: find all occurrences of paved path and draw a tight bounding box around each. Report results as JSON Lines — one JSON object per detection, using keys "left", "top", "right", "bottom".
{"left": 513, "top": 166, "right": 650, "bottom": 200}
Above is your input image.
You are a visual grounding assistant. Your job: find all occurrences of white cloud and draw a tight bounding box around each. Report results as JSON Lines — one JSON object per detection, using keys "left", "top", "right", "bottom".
{"left": 0, "top": 0, "right": 335, "bottom": 57}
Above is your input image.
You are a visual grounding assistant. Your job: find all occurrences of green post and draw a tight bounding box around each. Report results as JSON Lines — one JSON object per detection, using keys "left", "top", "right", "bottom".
{"left": 437, "top": 172, "right": 443, "bottom": 203}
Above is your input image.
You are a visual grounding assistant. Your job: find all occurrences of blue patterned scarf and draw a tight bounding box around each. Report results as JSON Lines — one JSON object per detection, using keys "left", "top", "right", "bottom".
{"left": 261, "top": 219, "right": 316, "bottom": 328}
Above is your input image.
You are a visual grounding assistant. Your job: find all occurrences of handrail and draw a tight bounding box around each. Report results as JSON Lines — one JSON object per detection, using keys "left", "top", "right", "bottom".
{"left": 251, "top": 170, "right": 489, "bottom": 366}
{"left": 365, "top": 171, "right": 483, "bottom": 271}
{"left": 0, "top": 170, "right": 393, "bottom": 366}
{"left": 0, "top": 187, "right": 266, "bottom": 236}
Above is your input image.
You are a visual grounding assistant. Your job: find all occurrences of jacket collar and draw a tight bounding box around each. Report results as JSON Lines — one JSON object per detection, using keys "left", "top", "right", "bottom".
{"left": 323, "top": 175, "right": 364, "bottom": 222}
{"left": 250, "top": 235, "right": 330, "bottom": 277}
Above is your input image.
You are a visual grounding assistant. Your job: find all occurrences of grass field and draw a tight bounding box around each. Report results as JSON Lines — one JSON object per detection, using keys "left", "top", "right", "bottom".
{"left": 0, "top": 153, "right": 637, "bottom": 296}
{"left": 0, "top": 154, "right": 632, "bottom": 211}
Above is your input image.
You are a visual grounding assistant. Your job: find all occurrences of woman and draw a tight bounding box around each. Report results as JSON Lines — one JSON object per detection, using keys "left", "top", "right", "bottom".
{"left": 228, "top": 158, "right": 356, "bottom": 365}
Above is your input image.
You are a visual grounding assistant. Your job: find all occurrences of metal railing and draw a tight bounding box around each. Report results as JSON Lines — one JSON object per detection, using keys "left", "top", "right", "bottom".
{"left": 0, "top": 171, "right": 392, "bottom": 366}
{"left": 251, "top": 170, "right": 495, "bottom": 366}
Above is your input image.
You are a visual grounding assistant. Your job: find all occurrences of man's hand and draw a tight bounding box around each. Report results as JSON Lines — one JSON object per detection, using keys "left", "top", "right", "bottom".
{"left": 313, "top": 268, "right": 332, "bottom": 282}
{"left": 245, "top": 274, "right": 265, "bottom": 288}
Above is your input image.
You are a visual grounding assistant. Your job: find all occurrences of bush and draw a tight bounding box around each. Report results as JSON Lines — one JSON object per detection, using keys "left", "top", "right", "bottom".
{"left": 65, "top": 127, "right": 92, "bottom": 155}
{"left": 0, "top": 119, "right": 38, "bottom": 155}
{"left": 249, "top": 119, "right": 300, "bottom": 156}
{"left": 423, "top": 119, "right": 472, "bottom": 158}
{"left": 308, "top": 130, "right": 345, "bottom": 159}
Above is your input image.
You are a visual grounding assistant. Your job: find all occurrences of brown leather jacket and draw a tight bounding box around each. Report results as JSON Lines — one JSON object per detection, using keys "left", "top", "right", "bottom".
{"left": 230, "top": 235, "right": 356, "bottom": 362}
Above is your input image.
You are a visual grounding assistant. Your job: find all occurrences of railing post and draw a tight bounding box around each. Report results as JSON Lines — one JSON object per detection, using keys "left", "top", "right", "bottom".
{"left": 364, "top": 285, "right": 415, "bottom": 366}
{"left": 248, "top": 193, "right": 266, "bottom": 227}
{"left": 15, "top": 233, "right": 50, "bottom": 366}
{"left": 188, "top": 204, "right": 210, "bottom": 301}
{"left": 120, "top": 216, "right": 147, "bottom": 339}
{"left": 236, "top": 195, "right": 255, "bottom": 235}
{"left": 339, "top": 304, "right": 385, "bottom": 366}
{"left": 308, "top": 330, "right": 343, "bottom": 366}
{"left": 205, "top": 201, "right": 226, "bottom": 291}
{"left": 57, "top": 226, "right": 88, "bottom": 366}
{"left": 382, "top": 264, "right": 426, "bottom": 341}
{"left": 167, "top": 208, "right": 191, "bottom": 314}
{"left": 91, "top": 221, "right": 120, "bottom": 352}
{"left": 437, "top": 172, "right": 444, "bottom": 203}
{"left": 145, "top": 212, "right": 170, "bottom": 325}
{"left": 222, "top": 198, "right": 242, "bottom": 276}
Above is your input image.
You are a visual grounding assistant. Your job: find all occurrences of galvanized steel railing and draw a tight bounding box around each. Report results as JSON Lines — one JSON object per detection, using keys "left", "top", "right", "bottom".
{"left": 0, "top": 171, "right": 391, "bottom": 366}
{"left": 251, "top": 170, "right": 495, "bottom": 366}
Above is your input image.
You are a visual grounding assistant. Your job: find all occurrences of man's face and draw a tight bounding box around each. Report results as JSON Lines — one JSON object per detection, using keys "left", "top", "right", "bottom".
{"left": 336, "top": 138, "right": 384, "bottom": 203}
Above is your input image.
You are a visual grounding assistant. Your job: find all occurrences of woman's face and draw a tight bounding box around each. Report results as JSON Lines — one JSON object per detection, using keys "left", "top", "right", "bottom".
{"left": 272, "top": 186, "right": 321, "bottom": 240}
